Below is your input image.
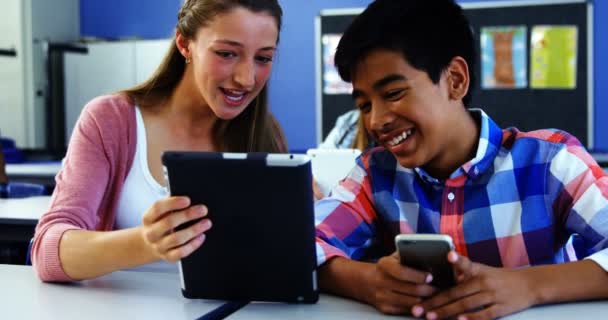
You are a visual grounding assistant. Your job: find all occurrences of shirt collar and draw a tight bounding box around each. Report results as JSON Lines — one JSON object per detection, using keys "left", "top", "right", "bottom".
{"left": 414, "top": 108, "right": 503, "bottom": 184}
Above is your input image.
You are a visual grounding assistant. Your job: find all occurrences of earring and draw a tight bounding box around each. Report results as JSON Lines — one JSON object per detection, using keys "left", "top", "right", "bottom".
{"left": 185, "top": 56, "right": 191, "bottom": 64}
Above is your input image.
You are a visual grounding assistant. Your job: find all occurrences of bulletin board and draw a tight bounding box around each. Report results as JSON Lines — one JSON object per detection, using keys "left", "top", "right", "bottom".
{"left": 316, "top": 0, "right": 594, "bottom": 148}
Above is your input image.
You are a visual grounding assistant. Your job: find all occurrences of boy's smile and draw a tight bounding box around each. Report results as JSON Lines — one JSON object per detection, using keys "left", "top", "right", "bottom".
{"left": 351, "top": 49, "right": 478, "bottom": 179}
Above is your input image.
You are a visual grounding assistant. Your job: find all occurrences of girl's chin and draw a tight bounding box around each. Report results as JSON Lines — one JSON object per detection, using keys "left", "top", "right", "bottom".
{"left": 213, "top": 106, "right": 248, "bottom": 120}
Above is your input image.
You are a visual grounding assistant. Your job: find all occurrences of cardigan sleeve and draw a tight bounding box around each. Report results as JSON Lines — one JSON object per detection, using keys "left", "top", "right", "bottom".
{"left": 32, "top": 96, "right": 127, "bottom": 282}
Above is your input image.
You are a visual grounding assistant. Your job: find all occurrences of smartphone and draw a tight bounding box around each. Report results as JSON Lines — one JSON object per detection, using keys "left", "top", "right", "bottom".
{"left": 395, "top": 234, "right": 456, "bottom": 289}
{"left": 306, "top": 148, "right": 361, "bottom": 197}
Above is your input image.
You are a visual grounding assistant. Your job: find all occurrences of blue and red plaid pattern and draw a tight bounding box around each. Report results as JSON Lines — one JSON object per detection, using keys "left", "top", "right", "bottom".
{"left": 315, "top": 110, "right": 608, "bottom": 270}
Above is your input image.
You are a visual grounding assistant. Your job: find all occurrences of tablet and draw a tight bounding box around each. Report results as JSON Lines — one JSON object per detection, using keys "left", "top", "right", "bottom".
{"left": 307, "top": 148, "right": 361, "bottom": 197}
{"left": 162, "top": 152, "right": 318, "bottom": 303}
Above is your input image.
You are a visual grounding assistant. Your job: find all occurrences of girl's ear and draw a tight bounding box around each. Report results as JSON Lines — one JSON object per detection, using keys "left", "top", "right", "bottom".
{"left": 175, "top": 30, "right": 191, "bottom": 60}
{"left": 446, "top": 56, "right": 470, "bottom": 102}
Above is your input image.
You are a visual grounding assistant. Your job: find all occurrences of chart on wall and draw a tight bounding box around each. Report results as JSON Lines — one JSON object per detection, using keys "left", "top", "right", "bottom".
{"left": 317, "top": 0, "right": 593, "bottom": 147}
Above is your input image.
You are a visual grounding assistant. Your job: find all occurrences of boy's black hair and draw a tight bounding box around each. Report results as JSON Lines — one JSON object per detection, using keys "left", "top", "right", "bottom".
{"left": 334, "top": 0, "right": 476, "bottom": 107}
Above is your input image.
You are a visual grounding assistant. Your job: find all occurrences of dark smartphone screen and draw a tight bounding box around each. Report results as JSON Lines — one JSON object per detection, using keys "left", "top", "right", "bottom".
{"left": 396, "top": 239, "right": 455, "bottom": 289}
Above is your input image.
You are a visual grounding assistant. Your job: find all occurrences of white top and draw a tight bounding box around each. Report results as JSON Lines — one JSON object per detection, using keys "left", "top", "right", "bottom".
{"left": 115, "top": 106, "right": 176, "bottom": 273}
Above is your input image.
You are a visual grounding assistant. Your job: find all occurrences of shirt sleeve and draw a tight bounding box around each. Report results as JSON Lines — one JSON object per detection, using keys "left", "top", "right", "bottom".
{"left": 315, "top": 155, "right": 379, "bottom": 266}
{"left": 586, "top": 249, "right": 608, "bottom": 271}
{"left": 549, "top": 141, "right": 608, "bottom": 272}
{"left": 318, "top": 110, "right": 359, "bottom": 149}
{"left": 318, "top": 125, "right": 341, "bottom": 149}
{"left": 319, "top": 113, "right": 348, "bottom": 149}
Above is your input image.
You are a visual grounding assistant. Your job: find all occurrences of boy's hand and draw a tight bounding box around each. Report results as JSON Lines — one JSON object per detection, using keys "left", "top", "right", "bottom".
{"left": 412, "top": 251, "right": 536, "bottom": 320}
{"left": 366, "top": 252, "right": 437, "bottom": 315}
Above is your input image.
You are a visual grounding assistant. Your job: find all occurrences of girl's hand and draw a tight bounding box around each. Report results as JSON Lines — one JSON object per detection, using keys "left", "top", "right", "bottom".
{"left": 141, "top": 196, "right": 212, "bottom": 262}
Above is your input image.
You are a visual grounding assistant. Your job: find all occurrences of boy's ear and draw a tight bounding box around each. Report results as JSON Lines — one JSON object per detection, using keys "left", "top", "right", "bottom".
{"left": 175, "top": 30, "right": 191, "bottom": 60}
{"left": 446, "top": 56, "right": 470, "bottom": 102}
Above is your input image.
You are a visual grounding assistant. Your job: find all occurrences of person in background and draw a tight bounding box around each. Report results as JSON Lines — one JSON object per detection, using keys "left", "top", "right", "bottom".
{"left": 32, "top": 0, "right": 285, "bottom": 282}
{"left": 315, "top": 0, "right": 608, "bottom": 319}
{"left": 314, "top": 109, "right": 373, "bottom": 200}
{"left": 0, "top": 144, "right": 7, "bottom": 198}
{"left": 320, "top": 109, "right": 373, "bottom": 151}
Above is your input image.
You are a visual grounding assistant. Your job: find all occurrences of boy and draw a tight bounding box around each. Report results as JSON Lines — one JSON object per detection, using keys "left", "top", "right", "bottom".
{"left": 314, "top": 1, "right": 608, "bottom": 319}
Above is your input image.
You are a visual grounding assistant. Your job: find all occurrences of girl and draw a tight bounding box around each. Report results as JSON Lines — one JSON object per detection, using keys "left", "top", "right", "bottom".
{"left": 32, "top": 0, "right": 285, "bottom": 281}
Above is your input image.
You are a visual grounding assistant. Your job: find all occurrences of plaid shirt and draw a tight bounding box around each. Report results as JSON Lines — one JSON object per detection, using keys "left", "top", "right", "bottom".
{"left": 315, "top": 110, "right": 608, "bottom": 271}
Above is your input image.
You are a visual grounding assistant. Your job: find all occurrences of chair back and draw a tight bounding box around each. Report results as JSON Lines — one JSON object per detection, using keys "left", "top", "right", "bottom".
{"left": 5, "top": 182, "right": 46, "bottom": 198}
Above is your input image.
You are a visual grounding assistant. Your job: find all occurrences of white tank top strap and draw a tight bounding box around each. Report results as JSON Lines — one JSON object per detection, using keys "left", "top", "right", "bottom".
{"left": 115, "top": 106, "right": 175, "bottom": 273}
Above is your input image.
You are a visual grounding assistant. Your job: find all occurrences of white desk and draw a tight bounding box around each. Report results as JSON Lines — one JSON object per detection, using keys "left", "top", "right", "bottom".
{"left": 0, "top": 195, "right": 50, "bottom": 224}
{"left": 2, "top": 265, "right": 607, "bottom": 320}
{"left": 1, "top": 265, "right": 223, "bottom": 319}
{"left": 233, "top": 297, "right": 608, "bottom": 320}
{"left": 5, "top": 162, "right": 62, "bottom": 191}
{"left": 5, "top": 162, "right": 62, "bottom": 177}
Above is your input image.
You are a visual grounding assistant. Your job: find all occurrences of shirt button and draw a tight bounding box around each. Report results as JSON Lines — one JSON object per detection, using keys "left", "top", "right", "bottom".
{"left": 447, "top": 192, "right": 455, "bottom": 202}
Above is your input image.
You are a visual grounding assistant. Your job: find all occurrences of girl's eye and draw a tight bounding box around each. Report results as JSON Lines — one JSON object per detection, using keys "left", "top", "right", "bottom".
{"left": 256, "top": 56, "right": 273, "bottom": 64}
{"left": 216, "top": 51, "right": 236, "bottom": 59}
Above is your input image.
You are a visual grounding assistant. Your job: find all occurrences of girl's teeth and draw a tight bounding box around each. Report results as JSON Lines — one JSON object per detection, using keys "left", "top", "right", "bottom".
{"left": 223, "top": 89, "right": 246, "bottom": 101}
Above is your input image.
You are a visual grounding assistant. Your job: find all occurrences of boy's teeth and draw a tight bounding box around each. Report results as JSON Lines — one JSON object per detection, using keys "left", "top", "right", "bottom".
{"left": 389, "top": 129, "right": 413, "bottom": 146}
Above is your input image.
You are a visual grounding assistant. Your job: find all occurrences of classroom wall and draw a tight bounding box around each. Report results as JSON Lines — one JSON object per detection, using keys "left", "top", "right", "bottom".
{"left": 80, "top": 0, "right": 607, "bottom": 151}
{"left": 459, "top": 0, "right": 608, "bottom": 153}
{"left": 80, "top": 0, "right": 180, "bottom": 39}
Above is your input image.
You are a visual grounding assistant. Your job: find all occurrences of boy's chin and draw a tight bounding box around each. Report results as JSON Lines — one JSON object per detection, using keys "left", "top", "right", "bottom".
{"left": 394, "top": 155, "right": 422, "bottom": 169}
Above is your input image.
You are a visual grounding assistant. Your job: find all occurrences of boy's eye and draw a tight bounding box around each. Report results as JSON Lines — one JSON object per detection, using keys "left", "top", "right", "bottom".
{"left": 357, "top": 102, "right": 371, "bottom": 114}
{"left": 385, "top": 89, "right": 405, "bottom": 100}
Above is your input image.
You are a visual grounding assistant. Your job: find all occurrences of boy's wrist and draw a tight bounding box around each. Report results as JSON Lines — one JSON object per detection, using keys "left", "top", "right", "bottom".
{"left": 357, "top": 260, "right": 380, "bottom": 304}
{"left": 521, "top": 266, "right": 553, "bottom": 306}
{"left": 319, "top": 257, "right": 376, "bottom": 304}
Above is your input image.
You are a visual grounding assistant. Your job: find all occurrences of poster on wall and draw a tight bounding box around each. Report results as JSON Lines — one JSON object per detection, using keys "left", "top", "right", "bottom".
{"left": 480, "top": 26, "right": 527, "bottom": 89}
{"left": 322, "top": 34, "right": 353, "bottom": 94}
{"left": 530, "top": 25, "right": 578, "bottom": 89}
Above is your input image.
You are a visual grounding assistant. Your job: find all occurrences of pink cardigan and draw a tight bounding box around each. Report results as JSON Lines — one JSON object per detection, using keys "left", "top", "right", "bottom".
{"left": 32, "top": 94, "right": 137, "bottom": 281}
